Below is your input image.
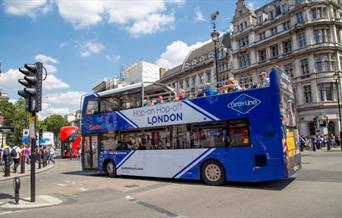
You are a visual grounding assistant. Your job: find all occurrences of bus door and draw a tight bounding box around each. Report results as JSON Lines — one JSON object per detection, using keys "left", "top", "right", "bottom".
{"left": 82, "top": 135, "right": 99, "bottom": 170}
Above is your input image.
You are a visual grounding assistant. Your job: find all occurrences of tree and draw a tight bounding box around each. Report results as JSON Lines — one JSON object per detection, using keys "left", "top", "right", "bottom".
{"left": 0, "top": 98, "right": 29, "bottom": 145}
{"left": 41, "top": 114, "right": 70, "bottom": 143}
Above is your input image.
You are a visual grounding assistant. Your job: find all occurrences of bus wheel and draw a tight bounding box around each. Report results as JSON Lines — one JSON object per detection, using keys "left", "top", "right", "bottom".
{"left": 105, "top": 160, "right": 116, "bottom": 178}
{"left": 201, "top": 160, "right": 225, "bottom": 186}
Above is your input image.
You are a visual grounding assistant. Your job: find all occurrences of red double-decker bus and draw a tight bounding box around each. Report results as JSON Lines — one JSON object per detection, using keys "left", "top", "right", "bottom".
{"left": 60, "top": 126, "right": 81, "bottom": 158}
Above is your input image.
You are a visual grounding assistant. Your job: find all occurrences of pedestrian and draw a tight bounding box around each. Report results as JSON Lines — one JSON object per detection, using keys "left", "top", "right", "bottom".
{"left": 24, "top": 145, "right": 30, "bottom": 164}
{"left": 2, "top": 144, "right": 11, "bottom": 176}
{"left": 49, "top": 146, "right": 55, "bottom": 165}
{"left": 11, "top": 145, "right": 21, "bottom": 173}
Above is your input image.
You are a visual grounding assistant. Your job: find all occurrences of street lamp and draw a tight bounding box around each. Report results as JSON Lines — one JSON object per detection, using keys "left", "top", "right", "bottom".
{"left": 210, "top": 11, "right": 220, "bottom": 88}
{"left": 333, "top": 71, "right": 342, "bottom": 151}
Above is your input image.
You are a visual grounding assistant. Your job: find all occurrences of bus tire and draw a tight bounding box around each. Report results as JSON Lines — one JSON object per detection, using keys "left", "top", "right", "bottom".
{"left": 105, "top": 160, "right": 116, "bottom": 178}
{"left": 201, "top": 160, "right": 226, "bottom": 186}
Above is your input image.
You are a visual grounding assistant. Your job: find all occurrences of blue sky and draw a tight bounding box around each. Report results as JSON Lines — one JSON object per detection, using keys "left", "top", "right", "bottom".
{"left": 0, "top": 0, "right": 263, "bottom": 119}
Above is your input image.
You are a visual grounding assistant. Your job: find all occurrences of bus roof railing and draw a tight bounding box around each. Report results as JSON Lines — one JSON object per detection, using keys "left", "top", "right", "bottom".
{"left": 96, "top": 81, "right": 176, "bottom": 98}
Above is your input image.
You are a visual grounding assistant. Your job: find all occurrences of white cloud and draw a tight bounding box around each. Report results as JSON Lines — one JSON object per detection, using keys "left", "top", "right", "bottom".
{"left": 44, "top": 75, "right": 69, "bottom": 89}
{"left": 57, "top": 0, "right": 105, "bottom": 29}
{"left": 194, "top": 7, "right": 205, "bottom": 21}
{"left": 128, "top": 13, "right": 175, "bottom": 37}
{"left": 246, "top": 1, "right": 257, "bottom": 10}
{"left": 105, "top": 55, "right": 121, "bottom": 62}
{"left": 57, "top": 0, "right": 176, "bottom": 36}
{"left": 35, "top": 54, "right": 59, "bottom": 64}
{"left": 156, "top": 40, "right": 205, "bottom": 69}
{"left": 3, "top": 0, "right": 51, "bottom": 17}
{"left": 45, "top": 91, "right": 85, "bottom": 105}
{"left": 0, "top": 68, "right": 21, "bottom": 91}
{"left": 4, "top": 0, "right": 180, "bottom": 36}
{"left": 35, "top": 54, "right": 59, "bottom": 74}
{"left": 37, "top": 91, "right": 86, "bottom": 119}
{"left": 78, "top": 40, "right": 104, "bottom": 57}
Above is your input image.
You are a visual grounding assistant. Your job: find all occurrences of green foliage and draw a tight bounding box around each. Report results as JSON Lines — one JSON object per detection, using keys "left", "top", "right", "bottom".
{"left": 40, "top": 114, "right": 70, "bottom": 140}
{"left": 0, "top": 98, "right": 69, "bottom": 146}
{"left": 0, "top": 98, "right": 29, "bottom": 145}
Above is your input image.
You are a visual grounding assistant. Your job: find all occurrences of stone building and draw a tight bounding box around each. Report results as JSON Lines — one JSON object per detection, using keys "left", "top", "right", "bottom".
{"left": 231, "top": 0, "right": 342, "bottom": 136}
{"left": 159, "top": 32, "right": 232, "bottom": 98}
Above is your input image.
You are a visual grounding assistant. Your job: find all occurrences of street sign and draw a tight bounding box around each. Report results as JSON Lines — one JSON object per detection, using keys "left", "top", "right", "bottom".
{"left": 23, "top": 128, "right": 29, "bottom": 136}
{"left": 29, "top": 116, "right": 36, "bottom": 139}
{"left": 0, "top": 127, "right": 14, "bottom": 133}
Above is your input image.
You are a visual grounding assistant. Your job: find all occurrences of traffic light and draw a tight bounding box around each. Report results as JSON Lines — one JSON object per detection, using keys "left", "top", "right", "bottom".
{"left": 18, "top": 62, "right": 43, "bottom": 112}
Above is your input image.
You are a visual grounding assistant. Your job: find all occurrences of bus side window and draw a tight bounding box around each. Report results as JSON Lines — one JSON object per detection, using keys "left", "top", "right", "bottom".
{"left": 228, "top": 119, "right": 250, "bottom": 147}
{"left": 86, "top": 100, "right": 99, "bottom": 115}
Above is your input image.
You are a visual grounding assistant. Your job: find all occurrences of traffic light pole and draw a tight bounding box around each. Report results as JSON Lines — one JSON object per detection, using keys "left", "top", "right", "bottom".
{"left": 29, "top": 113, "right": 36, "bottom": 202}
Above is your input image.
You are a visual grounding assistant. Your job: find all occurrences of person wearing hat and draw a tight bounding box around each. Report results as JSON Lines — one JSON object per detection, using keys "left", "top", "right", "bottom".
{"left": 259, "top": 71, "right": 270, "bottom": 87}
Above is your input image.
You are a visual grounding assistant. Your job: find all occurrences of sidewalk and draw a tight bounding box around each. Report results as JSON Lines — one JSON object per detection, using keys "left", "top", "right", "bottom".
{"left": 0, "top": 162, "right": 54, "bottom": 182}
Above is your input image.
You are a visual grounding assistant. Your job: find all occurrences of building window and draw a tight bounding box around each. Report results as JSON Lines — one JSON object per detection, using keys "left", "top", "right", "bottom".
{"left": 206, "top": 71, "right": 211, "bottom": 83}
{"left": 239, "top": 53, "right": 251, "bottom": 68}
{"left": 296, "top": 12, "right": 304, "bottom": 23}
{"left": 284, "top": 63, "right": 294, "bottom": 77}
{"left": 179, "top": 80, "right": 183, "bottom": 89}
{"left": 199, "top": 73, "right": 204, "bottom": 85}
{"left": 297, "top": 31, "right": 307, "bottom": 48}
{"left": 319, "top": 83, "right": 334, "bottom": 101}
{"left": 304, "top": 85, "right": 312, "bottom": 103}
{"left": 270, "top": 44, "right": 279, "bottom": 58}
{"left": 313, "top": 29, "right": 330, "bottom": 43}
{"left": 258, "top": 49, "right": 267, "bottom": 62}
{"left": 185, "top": 78, "right": 190, "bottom": 89}
{"left": 295, "top": 0, "right": 303, "bottom": 5}
{"left": 191, "top": 76, "right": 196, "bottom": 88}
{"left": 271, "top": 26, "right": 278, "bottom": 36}
{"left": 281, "top": 4, "right": 289, "bottom": 14}
{"left": 300, "top": 59, "right": 310, "bottom": 75}
{"left": 239, "top": 36, "right": 249, "bottom": 48}
{"left": 282, "top": 40, "right": 292, "bottom": 54}
{"left": 311, "top": 7, "right": 327, "bottom": 20}
{"left": 270, "top": 10, "right": 274, "bottom": 19}
{"left": 259, "top": 31, "right": 266, "bottom": 40}
{"left": 282, "top": 20, "right": 290, "bottom": 31}
{"left": 315, "top": 54, "right": 336, "bottom": 72}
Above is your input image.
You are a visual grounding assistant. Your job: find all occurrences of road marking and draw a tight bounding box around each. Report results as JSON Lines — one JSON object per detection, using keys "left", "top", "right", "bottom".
{"left": 0, "top": 210, "right": 24, "bottom": 216}
{"left": 57, "top": 183, "right": 66, "bottom": 187}
{"left": 125, "top": 195, "right": 185, "bottom": 218}
{"left": 80, "top": 187, "right": 89, "bottom": 192}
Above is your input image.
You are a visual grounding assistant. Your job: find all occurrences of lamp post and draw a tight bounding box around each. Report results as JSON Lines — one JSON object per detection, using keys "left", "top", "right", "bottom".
{"left": 210, "top": 11, "right": 220, "bottom": 88}
{"left": 333, "top": 71, "right": 342, "bottom": 151}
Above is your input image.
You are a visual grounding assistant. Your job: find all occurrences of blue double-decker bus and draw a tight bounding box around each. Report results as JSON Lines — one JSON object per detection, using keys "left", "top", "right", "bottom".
{"left": 80, "top": 69, "right": 301, "bottom": 185}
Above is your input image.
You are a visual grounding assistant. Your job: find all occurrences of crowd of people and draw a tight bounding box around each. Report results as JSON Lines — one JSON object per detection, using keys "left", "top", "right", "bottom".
{"left": 0, "top": 144, "right": 55, "bottom": 176}
{"left": 299, "top": 133, "right": 341, "bottom": 151}
{"left": 143, "top": 72, "right": 270, "bottom": 106}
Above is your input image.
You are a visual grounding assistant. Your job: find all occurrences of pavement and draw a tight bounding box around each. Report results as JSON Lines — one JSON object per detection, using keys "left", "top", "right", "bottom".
{"left": 0, "top": 195, "right": 62, "bottom": 209}
{"left": 0, "top": 162, "right": 61, "bottom": 210}
{"left": 0, "top": 162, "right": 54, "bottom": 182}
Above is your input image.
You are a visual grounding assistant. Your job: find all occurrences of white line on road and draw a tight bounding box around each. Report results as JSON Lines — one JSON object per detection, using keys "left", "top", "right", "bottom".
{"left": 125, "top": 195, "right": 186, "bottom": 218}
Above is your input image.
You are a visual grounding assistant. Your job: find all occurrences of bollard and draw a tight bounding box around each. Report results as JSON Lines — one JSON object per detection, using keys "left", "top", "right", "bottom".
{"left": 20, "top": 155, "right": 25, "bottom": 173}
{"left": 13, "top": 177, "right": 20, "bottom": 204}
{"left": 4, "top": 156, "right": 10, "bottom": 177}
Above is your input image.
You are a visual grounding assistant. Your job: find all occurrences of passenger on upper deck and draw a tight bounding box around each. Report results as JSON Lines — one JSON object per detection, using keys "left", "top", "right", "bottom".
{"left": 196, "top": 88, "right": 204, "bottom": 98}
{"left": 155, "top": 95, "right": 164, "bottom": 104}
{"left": 259, "top": 71, "right": 270, "bottom": 87}
{"left": 177, "top": 89, "right": 187, "bottom": 101}
{"left": 203, "top": 83, "right": 216, "bottom": 96}
{"left": 221, "top": 77, "right": 242, "bottom": 93}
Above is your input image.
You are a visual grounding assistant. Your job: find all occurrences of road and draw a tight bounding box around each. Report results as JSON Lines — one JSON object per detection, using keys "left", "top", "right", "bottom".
{"left": 1, "top": 150, "right": 342, "bottom": 218}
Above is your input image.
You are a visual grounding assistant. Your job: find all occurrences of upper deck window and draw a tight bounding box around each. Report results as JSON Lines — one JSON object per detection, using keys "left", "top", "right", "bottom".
{"left": 86, "top": 100, "right": 99, "bottom": 115}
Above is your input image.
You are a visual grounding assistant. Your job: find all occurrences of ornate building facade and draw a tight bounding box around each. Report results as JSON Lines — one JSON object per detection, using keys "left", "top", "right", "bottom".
{"left": 159, "top": 33, "right": 232, "bottom": 98}
{"left": 231, "top": 0, "right": 342, "bottom": 136}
